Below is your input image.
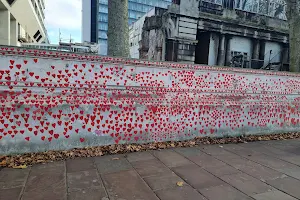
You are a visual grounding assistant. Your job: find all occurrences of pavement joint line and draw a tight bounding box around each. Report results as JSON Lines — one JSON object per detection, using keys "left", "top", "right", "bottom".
{"left": 149, "top": 149, "right": 238, "bottom": 200}
{"left": 123, "top": 154, "right": 162, "bottom": 200}
{"left": 236, "top": 141, "right": 300, "bottom": 168}
{"left": 170, "top": 148, "right": 257, "bottom": 200}
{"left": 224, "top": 143, "right": 300, "bottom": 180}
{"left": 148, "top": 149, "right": 204, "bottom": 198}
{"left": 92, "top": 157, "right": 110, "bottom": 199}
{"left": 19, "top": 165, "right": 32, "bottom": 200}
{"left": 200, "top": 146, "right": 300, "bottom": 200}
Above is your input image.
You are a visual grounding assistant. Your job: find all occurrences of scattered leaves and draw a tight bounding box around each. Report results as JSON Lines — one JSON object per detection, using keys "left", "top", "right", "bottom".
{"left": 0, "top": 132, "right": 299, "bottom": 168}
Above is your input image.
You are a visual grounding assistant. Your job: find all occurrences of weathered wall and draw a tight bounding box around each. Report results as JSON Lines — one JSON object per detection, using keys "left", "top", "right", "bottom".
{"left": 0, "top": 47, "right": 300, "bottom": 155}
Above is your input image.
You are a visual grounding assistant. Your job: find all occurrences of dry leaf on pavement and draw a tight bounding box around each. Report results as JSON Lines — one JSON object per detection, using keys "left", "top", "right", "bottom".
{"left": 12, "top": 165, "right": 27, "bottom": 169}
{"left": 177, "top": 181, "right": 184, "bottom": 187}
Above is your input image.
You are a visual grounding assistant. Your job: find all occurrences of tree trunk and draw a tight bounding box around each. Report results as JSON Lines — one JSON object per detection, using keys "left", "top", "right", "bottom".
{"left": 285, "top": 0, "right": 300, "bottom": 72}
{"left": 107, "top": 0, "right": 130, "bottom": 57}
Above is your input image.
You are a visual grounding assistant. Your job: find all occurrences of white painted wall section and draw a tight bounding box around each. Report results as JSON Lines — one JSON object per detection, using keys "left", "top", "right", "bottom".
{"left": 264, "top": 41, "right": 282, "bottom": 65}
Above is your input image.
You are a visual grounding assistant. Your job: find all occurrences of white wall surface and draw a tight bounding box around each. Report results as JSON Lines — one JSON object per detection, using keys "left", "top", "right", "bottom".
{"left": 264, "top": 41, "right": 282, "bottom": 65}
{"left": 82, "top": 0, "right": 91, "bottom": 43}
{"left": 229, "top": 36, "right": 252, "bottom": 57}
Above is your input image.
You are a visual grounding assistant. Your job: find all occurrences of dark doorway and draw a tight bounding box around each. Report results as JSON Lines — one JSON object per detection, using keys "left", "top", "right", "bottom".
{"left": 195, "top": 31, "right": 210, "bottom": 64}
{"left": 165, "top": 39, "right": 178, "bottom": 62}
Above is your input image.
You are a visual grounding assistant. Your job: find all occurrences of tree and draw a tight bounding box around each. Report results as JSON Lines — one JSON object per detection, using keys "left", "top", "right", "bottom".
{"left": 107, "top": 0, "right": 130, "bottom": 57}
{"left": 285, "top": 0, "right": 300, "bottom": 72}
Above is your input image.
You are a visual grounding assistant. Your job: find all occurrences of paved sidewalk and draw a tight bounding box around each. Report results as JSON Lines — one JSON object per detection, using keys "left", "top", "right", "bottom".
{"left": 1, "top": 139, "right": 300, "bottom": 200}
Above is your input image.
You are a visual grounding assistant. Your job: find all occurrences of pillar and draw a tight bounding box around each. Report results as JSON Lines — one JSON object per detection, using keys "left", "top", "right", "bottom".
{"left": 217, "top": 34, "right": 226, "bottom": 66}
{"left": 282, "top": 44, "right": 289, "bottom": 64}
{"left": 10, "top": 19, "right": 18, "bottom": 46}
{"left": 252, "top": 39, "right": 260, "bottom": 60}
{"left": 0, "top": 10, "right": 10, "bottom": 45}
{"left": 107, "top": 0, "right": 130, "bottom": 57}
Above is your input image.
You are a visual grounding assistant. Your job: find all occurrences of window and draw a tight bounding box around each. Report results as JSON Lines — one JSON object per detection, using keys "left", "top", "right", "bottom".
{"left": 99, "top": 39, "right": 107, "bottom": 44}
{"left": 99, "top": 23, "right": 108, "bottom": 31}
{"left": 33, "top": 30, "right": 41, "bottom": 39}
{"left": 99, "top": 31, "right": 107, "bottom": 39}
{"left": 99, "top": 5, "right": 108, "bottom": 13}
{"left": 99, "top": 0, "right": 108, "bottom": 4}
{"left": 6, "top": 0, "right": 16, "bottom": 5}
{"left": 99, "top": 14, "right": 108, "bottom": 22}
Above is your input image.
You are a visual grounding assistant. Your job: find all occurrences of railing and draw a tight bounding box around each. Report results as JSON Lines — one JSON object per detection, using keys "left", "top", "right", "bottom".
{"left": 200, "top": 0, "right": 287, "bottom": 20}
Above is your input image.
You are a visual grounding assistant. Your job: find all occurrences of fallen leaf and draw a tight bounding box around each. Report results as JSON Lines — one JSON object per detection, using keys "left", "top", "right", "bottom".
{"left": 112, "top": 157, "right": 120, "bottom": 160}
{"left": 177, "top": 181, "right": 184, "bottom": 187}
{"left": 0, "top": 160, "right": 6, "bottom": 166}
{"left": 13, "top": 165, "right": 27, "bottom": 169}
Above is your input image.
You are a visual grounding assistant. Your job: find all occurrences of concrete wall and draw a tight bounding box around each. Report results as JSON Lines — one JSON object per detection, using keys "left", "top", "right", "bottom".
{"left": 0, "top": 47, "right": 300, "bottom": 155}
{"left": 229, "top": 36, "right": 252, "bottom": 57}
{"left": 264, "top": 41, "right": 282, "bottom": 65}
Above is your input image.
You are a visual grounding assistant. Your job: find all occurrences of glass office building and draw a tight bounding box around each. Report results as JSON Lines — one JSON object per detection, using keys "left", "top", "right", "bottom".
{"left": 98, "top": 0, "right": 172, "bottom": 55}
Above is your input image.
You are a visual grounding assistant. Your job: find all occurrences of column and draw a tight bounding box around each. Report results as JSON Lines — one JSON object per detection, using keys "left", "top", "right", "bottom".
{"left": 10, "top": 19, "right": 18, "bottom": 46}
{"left": 0, "top": 10, "right": 10, "bottom": 45}
{"left": 252, "top": 39, "right": 260, "bottom": 60}
{"left": 217, "top": 34, "right": 226, "bottom": 66}
{"left": 282, "top": 44, "right": 289, "bottom": 64}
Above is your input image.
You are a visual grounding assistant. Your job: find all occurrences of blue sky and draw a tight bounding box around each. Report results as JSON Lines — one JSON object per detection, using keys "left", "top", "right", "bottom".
{"left": 44, "top": 0, "right": 81, "bottom": 44}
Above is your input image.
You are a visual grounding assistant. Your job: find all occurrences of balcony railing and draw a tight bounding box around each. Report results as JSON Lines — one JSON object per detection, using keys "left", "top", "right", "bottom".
{"left": 200, "top": 0, "right": 287, "bottom": 20}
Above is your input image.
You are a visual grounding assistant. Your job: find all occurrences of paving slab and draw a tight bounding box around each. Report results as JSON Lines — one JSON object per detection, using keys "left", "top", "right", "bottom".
{"left": 172, "top": 164, "right": 225, "bottom": 190}
{"left": 152, "top": 149, "right": 193, "bottom": 167}
{"left": 199, "top": 145, "right": 241, "bottom": 158}
{"left": 67, "top": 188, "right": 107, "bottom": 200}
{"left": 131, "top": 159, "right": 171, "bottom": 177}
{"left": 252, "top": 190, "right": 297, "bottom": 200}
{"left": 0, "top": 187, "right": 23, "bottom": 200}
{"left": 0, "top": 167, "right": 30, "bottom": 189}
{"left": 126, "top": 151, "right": 155, "bottom": 163}
{"left": 246, "top": 154, "right": 300, "bottom": 175}
{"left": 203, "top": 164, "right": 240, "bottom": 177}
{"left": 22, "top": 162, "right": 66, "bottom": 200}
{"left": 66, "top": 158, "right": 95, "bottom": 173}
{"left": 267, "top": 176, "right": 300, "bottom": 198}
{"left": 102, "top": 170, "right": 158, "bottom": 200}
{"left": 4, "top": 139, "right": 300, "bottom": 200}
{"left": 143, "top": 172, "right": 185, "bottom": 191}
{"left": 155, "top": 186, "right": 207, "bottom": 200}
{"left": 220, "top": 172, "right": 274, "bottom": 196}
{"left": 199, "top": 184, "right": 253, "bottom": 200}
{"left": 188, "top": 154, "right": 227, "bottom": 168}
{"left": 94, "top": 155, "right": 132, "bottom": 174}
{"left": 173, "top": 147, "right": 204, "bottom": 157}
{"left": 67, "top": 169, "right": 103, "bottom": 192}
{"left": 219, "top": 157, "right": 286, "bottom": 182}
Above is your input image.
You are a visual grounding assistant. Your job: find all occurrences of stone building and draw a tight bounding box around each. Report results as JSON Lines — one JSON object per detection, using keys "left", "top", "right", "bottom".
{"left": 129, "top": 0, "right": 289, "bottom": 70}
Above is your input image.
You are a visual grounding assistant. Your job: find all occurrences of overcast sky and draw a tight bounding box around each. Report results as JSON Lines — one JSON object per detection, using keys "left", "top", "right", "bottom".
{"left": 44, "top": 0, "right": 81, "bottom": 44}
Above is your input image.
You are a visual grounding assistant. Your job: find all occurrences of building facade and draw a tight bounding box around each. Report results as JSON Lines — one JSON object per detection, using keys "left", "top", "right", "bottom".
{"left": 82, "top": 0, "right": 173, "bottom": 55}
{"left": 0, "top": 0, "right": 47, "bottom": 46}
{"left": 130, "top": 0, "right": 289, "bottom": 71}
{"left": 21, "top": 42, "right": 99, "bottom": 54}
